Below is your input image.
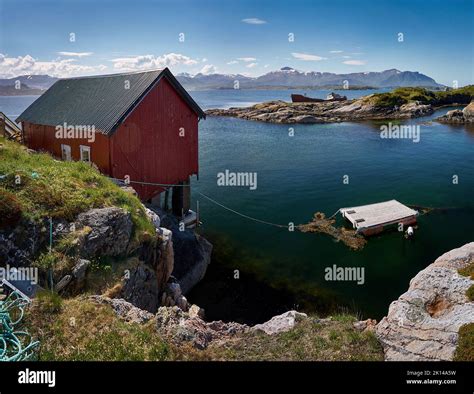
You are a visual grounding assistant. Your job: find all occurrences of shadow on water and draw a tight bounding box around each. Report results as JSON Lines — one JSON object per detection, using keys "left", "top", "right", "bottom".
{"left": 187, "top": 230, "right": 357, "bottom": 325}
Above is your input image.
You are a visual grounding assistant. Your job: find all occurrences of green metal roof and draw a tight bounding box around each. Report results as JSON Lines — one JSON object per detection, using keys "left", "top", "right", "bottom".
{"left": 16, "top": 68, "right": 205, "bottom": 135}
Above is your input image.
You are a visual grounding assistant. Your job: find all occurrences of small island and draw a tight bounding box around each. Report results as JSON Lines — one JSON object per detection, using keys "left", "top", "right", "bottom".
{"left": 206, "top": 86, "right": 474, "bottom": 124}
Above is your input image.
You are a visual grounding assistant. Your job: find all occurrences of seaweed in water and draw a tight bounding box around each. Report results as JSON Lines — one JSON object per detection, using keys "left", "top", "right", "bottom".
{"left": 298, "top": 212, "right": 367, "bottom": 251}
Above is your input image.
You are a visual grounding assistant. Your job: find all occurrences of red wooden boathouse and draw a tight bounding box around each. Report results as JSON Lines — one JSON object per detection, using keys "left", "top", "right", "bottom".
{"left": 16, "top": 68, "right": 205, "bottom": 214}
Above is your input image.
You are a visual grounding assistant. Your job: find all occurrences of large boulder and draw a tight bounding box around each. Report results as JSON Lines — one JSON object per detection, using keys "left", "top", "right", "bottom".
{"left": 462, "top": 101, "right": 474, "bottom": 122}
{"left": 0, "top": 217, "right": 69, "bottom": 266}
{"left": 121, "top": 261, "right": 160, "bottom": 313}
{"left": 75, "top": 207, "right": 132, "bottom": 258}
{"left": 171, "top": 232, "right": 213, "bottom": 294}
{"left": 376, "top": 242, "right": 474, "bottom": 361}
{"left": 252, "top": 311, "right": 307, "bottom": 335}
{"left": 156, "top": 306, "right": 248, "bottom": 349}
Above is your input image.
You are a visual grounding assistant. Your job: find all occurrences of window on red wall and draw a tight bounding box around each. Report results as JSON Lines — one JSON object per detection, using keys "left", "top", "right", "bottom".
{"left": 80, "top": 145, "right": 91, "bottom": 162}
{"left": 61, "top": 144, "right": 71, "bottom": 161}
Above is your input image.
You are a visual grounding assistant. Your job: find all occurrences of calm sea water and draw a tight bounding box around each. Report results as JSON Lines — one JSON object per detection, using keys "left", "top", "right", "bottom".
{"left": 2, "top": 90, "right": 474, "bottom": 320}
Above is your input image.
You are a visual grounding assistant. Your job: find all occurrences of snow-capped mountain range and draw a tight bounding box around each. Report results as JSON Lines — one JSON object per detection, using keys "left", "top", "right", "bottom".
{"left": 0, "top": 68, "right": 443, "bottom": 96}
{"left": 176, "top": 67, "right": 443, "bottom": 90}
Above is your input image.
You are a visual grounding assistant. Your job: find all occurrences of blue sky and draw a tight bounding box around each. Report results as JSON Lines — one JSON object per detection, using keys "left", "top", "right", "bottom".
{"left": 0, "top": 0, "right": 473, "bottom": 85}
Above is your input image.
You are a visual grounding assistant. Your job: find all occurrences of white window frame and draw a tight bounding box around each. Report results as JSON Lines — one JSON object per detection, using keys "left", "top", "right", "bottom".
{"left": 80, "top": 145, "right": 91, "bottom": 163}
{"left": 61, "top": 144, "right": 71, "bottom": 161}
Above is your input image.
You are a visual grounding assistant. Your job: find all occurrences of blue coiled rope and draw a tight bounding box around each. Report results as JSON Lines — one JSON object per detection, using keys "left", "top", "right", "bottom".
{"left": 0, "top": 290, "right": 39, "bottom": 361}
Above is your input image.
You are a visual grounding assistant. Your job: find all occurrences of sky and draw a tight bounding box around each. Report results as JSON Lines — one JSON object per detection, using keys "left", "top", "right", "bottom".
{"left": 0, "top": 0, "right": 473, "bottom": 86}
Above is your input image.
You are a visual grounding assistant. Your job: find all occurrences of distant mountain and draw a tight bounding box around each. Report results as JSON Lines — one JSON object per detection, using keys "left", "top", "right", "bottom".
{"left": 176, "top": 67, "right": 444, "bottom": 90}
{"left": 0, "top": 83, "right": 46, "bottom": 96}
{"left": 0, "top": 74, "right": 59, "bottom": 90}
{"left": 0, "top": 69, "right": 443, "bottom": 96}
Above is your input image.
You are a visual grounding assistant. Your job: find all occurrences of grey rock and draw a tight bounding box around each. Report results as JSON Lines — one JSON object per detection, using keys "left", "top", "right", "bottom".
{"left": 462, "top": 101, "right": 474, "bottom": 121}
{"left": 0, "top": 217, "right": 52, "bottom": 266}
{"left": 75, "top": 207, "right": 132, "bottom": 258}
{"left": 353, "top": 319, "right": 377, "bottom": 332}
{"left": 376, "top": 242, "right": 474, "bottom": 361}
{"left": 156, "top": 306, "right": 248, "bottom": 349}
{"left": 72, "top": 259, "right": 91, "bottom": 281}
{"left": 89, "top": 295, "right": 154, "bottom": 324}
{"left": 206, "top": 97, "right": 435, "bottom": 124}
{"left": 290, "top": 115, "right": 322, "bottom": 124}
{"left": 145, "top": 207, "right": 161, "bottom": 230}
{"left": 171, "top": 230, "right": 213, "bottom": 295}
{"left": 121, "top": 262, "right": 160, "bottom": 313}
{"left": 55, "top": 274, "right": 72, "bottom": 292}
{"left": 252, "top": 310, "right": 307, "bottom": 335}
{"left": 188, "top": 304, "right": 205, "bottom": 319}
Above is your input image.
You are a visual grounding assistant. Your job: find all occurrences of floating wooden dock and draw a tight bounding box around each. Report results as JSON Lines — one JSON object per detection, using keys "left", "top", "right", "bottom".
{"left": 340, "top": 200, "right": 418, "bottom": 236}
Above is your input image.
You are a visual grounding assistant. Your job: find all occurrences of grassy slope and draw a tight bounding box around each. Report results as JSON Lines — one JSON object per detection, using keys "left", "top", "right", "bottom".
{"left": 367, "top": 85, "right": 474, "bottom": 108}
{"left": 0, "top": 137, "right": 154, "bottom": 238}
{"left": 25, "top": 295, "right": 384, "bottom": 361}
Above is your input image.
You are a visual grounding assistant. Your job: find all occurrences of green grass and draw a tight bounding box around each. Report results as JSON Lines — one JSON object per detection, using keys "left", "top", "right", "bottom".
{"left": 457, "top": 262, "right": 474, "bottom": 301}
{"left": 26, "top": 298, "right": 173, "bottom": 361}
{"left": 458, "top": 261, "right": 474, "bottom": 280}
{"left": 204, "top": 315, "right": 384, "bottom": 361}
{"left": 454, "top": 323, "right": 474, "bottom": 361}
{"left": 466, "top": 285, "right": 474, "bottom": 301}
{"left": 0, "top": 137, "right": 154, "bottom": 240}
{"left": 25, "top": 297, "right": 384, "bottom": 361}
{"left": 367, "top": 85, "right": 474, "bottom": 108}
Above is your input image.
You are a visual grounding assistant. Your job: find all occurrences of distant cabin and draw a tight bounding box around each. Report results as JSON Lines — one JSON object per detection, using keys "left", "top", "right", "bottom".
{"left": 16, "top": 68, "right": 205, "bottom": 214}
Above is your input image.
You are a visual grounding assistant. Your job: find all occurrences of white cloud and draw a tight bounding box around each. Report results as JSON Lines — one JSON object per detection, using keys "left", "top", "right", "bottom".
{"left": 246, "top": 62, "right": 258, "bottom": 68}
{"left": 264, "top": 64, "right": 270, "bottom": 68}
{"left": 237, "top": 57, "right": 257, "bottom": 62}
{"left": 291, "top": 52, "right": 327, "bottom": 61}
{"left": 241, "top": 18, "right": 267, "bottom": 25}
{"left": 342, "top": 55, "right": 351, "bottom": 59}
{"left": 343, "top": 60, "right": 367, "bottom": 65}
{"left": 0, "top": 53, "right": 106, "bottom": 78}
{"left": 201, "top": 58, "right": 208, "bottom": 62}
{"left": 330, "top": 50, "right": 343, "bottom": 53}
{"left": 57, "top": 51, "right": 93, "bottom": 57}
{"left": 111, "top": 53, "right": 198, "bottom": 71}
{"left": 227, "top": 60, "right": 238, "bottom": 65}
{"left": 200, "top": 64, "right": 217, "bottom": 74}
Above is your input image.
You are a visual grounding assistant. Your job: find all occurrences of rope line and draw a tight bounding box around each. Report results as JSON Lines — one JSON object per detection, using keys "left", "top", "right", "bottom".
{"left": 196, "top": 191, "right": 289, "bottom": 229}
{"left": 109, "top": 177, "right": 290, "bottom": 229}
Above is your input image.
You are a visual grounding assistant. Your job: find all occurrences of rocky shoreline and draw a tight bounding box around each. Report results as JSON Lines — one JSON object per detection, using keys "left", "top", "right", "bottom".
{"left": 206, "top": 96, "right": 434, "bottom": 124}
{"left": 436, "top": 101, "right": 474, "bottom": 124}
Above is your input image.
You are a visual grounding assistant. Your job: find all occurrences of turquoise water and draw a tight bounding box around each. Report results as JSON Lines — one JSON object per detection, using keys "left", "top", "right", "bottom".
{"left": 189, "top": 90, "right": 474, "bottom": 319}
{"left": 2, "top": 91, "right": 474, "bottom": 319}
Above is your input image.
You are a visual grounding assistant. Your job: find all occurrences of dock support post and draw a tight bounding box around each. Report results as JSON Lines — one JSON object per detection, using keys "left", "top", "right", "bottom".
{"left": 164, "top": 189, "right": 170, "bottom": 211}
{"left": 172, "top": 177, "right": 190, "bottom": 218}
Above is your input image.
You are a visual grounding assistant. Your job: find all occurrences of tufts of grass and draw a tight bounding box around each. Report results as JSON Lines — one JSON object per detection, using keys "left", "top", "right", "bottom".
{"left": 203, "top": 315, "right": 384, "bottom": 361}
{"left": 466, "top": 285, "right": 474, "bottom": 302}
{"left": 454, "top": 323, "right": 474, "bottom": 361}
{"left": 35, "top": 290, "right": 63, "bottom": 314}
{"left": 458, "top": 262, "right": 474, "bottom": 280}
{"left": 0, "top": 188, "right": 23, "bottom": 229}
{"left": 25, "top": 296, "right": 384, "bottom": 361}
{"left": 0, "top": 137, "right": 154, "bottom": 241}
{"left": 26, "top": 298, "right": 173, "bottom": 361}
{"left": 457, "top": 262, "right": 474, "bottom": 301}
{"left": 367, "top": 85, "right": 474, "bottom": 108}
